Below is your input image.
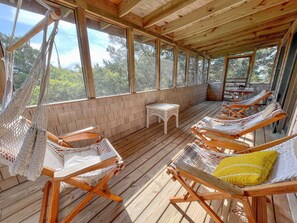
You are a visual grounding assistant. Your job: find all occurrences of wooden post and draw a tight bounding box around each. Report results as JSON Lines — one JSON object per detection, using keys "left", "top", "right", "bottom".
{"left": 185, "top": 50, "right": 190, "bottom": 86}
{"left": 275, "top": 33, "right": 293, "bottom": 98}
{"left": 173, "top": 46, "right": 178, "bottom": 88}
{"left": 156, "top": 38, "right": 161, "bottom": 90}
{"left": 221, "top": 55, "right": 229, "bottom": 101}
{"left": 75, "top": 7, "right": 96, "bottom": 99}
{"left": 0, "top": 42, "right": 5, "bottom": 102}
{"left": 246, "top": 49, "right": 256, "bottom": 86}
{"left": 48, "top": 181, "right": 60, "bottom": 223}
{"left": 269, "top": 44, "right": 281, "bottom": 88}
{"left": 127, "top": 28, "right": 136, "bottom": 93}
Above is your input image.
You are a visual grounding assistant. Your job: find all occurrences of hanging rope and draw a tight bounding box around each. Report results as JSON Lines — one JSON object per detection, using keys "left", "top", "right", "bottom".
{"left": 0, "top": 1, "right": 60, "bottom": 180}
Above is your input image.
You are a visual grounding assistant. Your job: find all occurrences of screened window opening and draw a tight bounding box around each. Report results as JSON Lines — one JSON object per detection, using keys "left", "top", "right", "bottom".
{"left": 160, "top": 42, "right": 174, "bottom": 89}
{"left": 0, "top": 3, "right": 86, "bottom": 104}
{"left": 87, "top": 19, "right": 129, "bottom": 97}
{"left": 177, "top": 49, "right": 187, "bottom": 87}
{"left": 134, "top": 32, "right": 156, "bottom": 92}
{"left": 208, "top": 57, "right": 224, "bottom": 83}
{"left": 188, "top": 53, "right": 197, "bottom": 86}
{"left": 203, "top": 59, "right": 209, "bottom": 83}
{"left": 251, "top": 46, "right": 277, "bottom": 83}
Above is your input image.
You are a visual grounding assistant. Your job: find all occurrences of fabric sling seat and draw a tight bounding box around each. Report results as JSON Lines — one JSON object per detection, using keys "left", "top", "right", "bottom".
{"left": 191, "top": 102, "right": 286, "bottom": 153}
{"left": 0, "top": 118, "right": 124, "bottom": 223}
{"left": 167, "top": 134, "right": 297, "bottom": 223}
{"left": 219, "top": 90, "right": 272, "bottom": 118}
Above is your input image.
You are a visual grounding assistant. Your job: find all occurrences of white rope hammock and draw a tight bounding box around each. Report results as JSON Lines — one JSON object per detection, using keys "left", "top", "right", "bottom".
{"left": 0, "top": 0, "right": 60, "bottom": 180}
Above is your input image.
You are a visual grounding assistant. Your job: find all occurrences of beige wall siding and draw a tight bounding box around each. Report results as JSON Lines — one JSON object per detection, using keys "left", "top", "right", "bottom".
{"left": 0, "top": 84, "right": 207, "bottom": 192}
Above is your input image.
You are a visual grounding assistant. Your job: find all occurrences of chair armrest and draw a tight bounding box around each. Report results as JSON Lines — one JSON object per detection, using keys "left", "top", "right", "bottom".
{"left": 58, "top": 126, "right": 100, "bottom": 143}
{"left": 224, "top": 104, "right": 250, "bottom": 109}
{"left": 175, "top": 162, "right": 243, "bottom": 195}
{"left": 204, "top": 133, "right": 250, "bottom": 152}
{"left": 54, "top": 151, "right": 118, "bottom": 180}
{"left": 237, "top": 133, "right": 297, "bottom": 154}
{"left": 197, "top": 127, "right": 238, "bottom": 139}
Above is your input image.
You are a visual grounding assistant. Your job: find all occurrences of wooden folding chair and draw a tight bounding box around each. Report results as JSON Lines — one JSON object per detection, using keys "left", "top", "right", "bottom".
{"left": 167, "top": 134, "right": 297, "bottom": 223}
{"left": 8, "top": 124, "right": 123, "bottom": 223}
{"left": 192, "top": 102, "right": 287, "bottom": 153}
{"left": 219, "top": 90, "right": 273, "bottom": 118}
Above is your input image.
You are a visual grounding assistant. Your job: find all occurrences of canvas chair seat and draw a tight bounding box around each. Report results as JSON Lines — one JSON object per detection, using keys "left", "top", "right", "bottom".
{"left": 191, "top": 102, "right": 287, "bottom": 152}
{"left": 43, "top": 138, "right": 118, "bottom": 190}
{"left": 171, "top": 136, "right": 297, "bottom": 185}
{"left": 167, "top": 134, "right": 297, "bottom": 223}
{"left": 219, "top": 90, "right": 272, "bottom": 118}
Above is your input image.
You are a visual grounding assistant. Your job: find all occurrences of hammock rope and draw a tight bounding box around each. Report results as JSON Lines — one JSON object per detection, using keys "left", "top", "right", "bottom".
{"left": 0, "top": 0, "right": 60, "bottom": 180}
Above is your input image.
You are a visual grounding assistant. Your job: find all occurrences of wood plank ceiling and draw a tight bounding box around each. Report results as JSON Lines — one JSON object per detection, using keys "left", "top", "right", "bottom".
{"left": 83, "top": 0, "right": 297, "bottom": 57}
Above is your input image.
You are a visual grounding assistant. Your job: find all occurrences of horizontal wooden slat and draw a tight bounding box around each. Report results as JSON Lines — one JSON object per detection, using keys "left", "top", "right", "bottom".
{"left": 143, "top": 0, "right": 199, "bottom": 28}
{"left": 118, "top": 0, "right": 144, "bottom": 17}
{"left": 173, "top": 0, "right": 291, "bottom": 40}
{"left": 161, "top": 0, "right": 245, "bottom": 34}
{"left": 194, "top": 23, "right": 291, "bottom": 51}
{"left": 183, "top": 12, "right": 297, "bottom": 46}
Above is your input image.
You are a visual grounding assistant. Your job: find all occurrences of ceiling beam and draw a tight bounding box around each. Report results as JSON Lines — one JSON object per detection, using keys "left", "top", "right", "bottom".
{"left": 192, "top": 22, "right": 292, "bottom": 49}
{"left": 143, "top": 0, "right": 199, "bottom": 28}
{"left": 119, "top": 0, "right": 143, "bottom": 17}
{"left": 180, "top": 9, "right": 297, "bottom": 46}
{"left": 161, "top": 0, "right": 241, "bottom": 35}
{"left": 209, "top": 41, "right": 280, "bottom": 57}
{"left": 185, "top": 13, "right": 297, "bottom": 46}
{"left": 174, "top": 0, "right": 293, "bottom": 40}
{"left": 206, "top": 34, "right": 284, "bottom": 54}
{"left": 197, "top": 24, "right": 290, "bottom": 51}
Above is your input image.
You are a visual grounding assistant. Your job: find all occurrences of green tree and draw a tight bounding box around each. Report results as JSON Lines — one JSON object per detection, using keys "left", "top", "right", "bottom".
{"left": 251, "top": 47, "right": 277, "bottom": 83}
{"left": 209, "top": 57, "right": 224, "bottom": 83}
{"left": 0, "top": 32, "right": 39, "bottom": 89}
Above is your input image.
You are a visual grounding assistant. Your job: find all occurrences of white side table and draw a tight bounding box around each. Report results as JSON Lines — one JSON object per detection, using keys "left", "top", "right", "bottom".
{"left": 146, "top": 103, "right": 179, "bottom": 134}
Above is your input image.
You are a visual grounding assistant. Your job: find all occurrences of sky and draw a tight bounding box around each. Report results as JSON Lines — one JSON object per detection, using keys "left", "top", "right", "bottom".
{"left": 0, "top": 2, "right": 111, "bottom": 68}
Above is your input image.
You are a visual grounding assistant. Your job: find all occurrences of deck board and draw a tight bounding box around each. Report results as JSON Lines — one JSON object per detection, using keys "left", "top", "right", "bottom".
{"left": 1, "top": 101, "right": 294, "bottom": 223}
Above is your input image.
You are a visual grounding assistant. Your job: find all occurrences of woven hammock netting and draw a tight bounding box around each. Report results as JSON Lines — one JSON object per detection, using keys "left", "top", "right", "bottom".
{"left": 0, "top": 6, "right": 60, "bottom": 181}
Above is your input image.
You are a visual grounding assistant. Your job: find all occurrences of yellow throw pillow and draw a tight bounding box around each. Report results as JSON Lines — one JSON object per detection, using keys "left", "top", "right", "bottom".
{"left": 213, "top": 151, "right": 278, "bottom": 186}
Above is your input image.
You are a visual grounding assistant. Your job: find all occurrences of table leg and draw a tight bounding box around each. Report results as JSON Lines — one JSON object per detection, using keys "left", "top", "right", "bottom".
{"left": 176, "top": 113, "right": 179, "bottom": 128}
{"left": 158, "top": 117, "right": 161, "bottom": 123}
{"left": 146, "top": 114, "right": 150, "bottom": 128}
{"left": 164, "top": 120, "right": 167, "bottom": 134}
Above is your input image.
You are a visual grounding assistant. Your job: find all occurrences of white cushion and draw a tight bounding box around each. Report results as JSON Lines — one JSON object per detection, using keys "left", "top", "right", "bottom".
{"left": 63, "top": 148, "right": 100, "bottom": 169}
{"left": 43, "top": 146, "right": 64, "bottom": 170}
{"left": 262, "top": 103, "right": 277, "bottom": 118}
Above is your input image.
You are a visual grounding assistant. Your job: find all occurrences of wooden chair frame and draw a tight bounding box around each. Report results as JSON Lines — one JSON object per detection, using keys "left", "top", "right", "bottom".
{"left": 191, "top": 111, "right": 287, "bottom": 153}
{"left": 38, "top": 127, "right": 124, "bottom": 223}
{"left": 220, "top": 91, "right": 273, "bottom": 118}
{"left": 167, "top": 134, "right": 297, "bottom": 223}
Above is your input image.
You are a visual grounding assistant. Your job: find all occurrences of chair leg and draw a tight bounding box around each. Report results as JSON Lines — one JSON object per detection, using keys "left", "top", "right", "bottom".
{"left": 173, "top": 173, "right": 224, "bottom": 223}
{"left": 39, "top": 181, "right": 52, "bottom": 223}
{"left": 63, "top": 171, "right": 121, "bottom": 223}
{"left": 48, "top": 180, "right": 60, "bottom": 223}
{"left": 242, "top": 197, "right": 256, "bottom": 223}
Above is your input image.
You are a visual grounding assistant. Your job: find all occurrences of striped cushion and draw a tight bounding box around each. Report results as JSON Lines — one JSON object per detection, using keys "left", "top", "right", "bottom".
{"left": 213, "top": 151, "right": 278, "bottom": 186}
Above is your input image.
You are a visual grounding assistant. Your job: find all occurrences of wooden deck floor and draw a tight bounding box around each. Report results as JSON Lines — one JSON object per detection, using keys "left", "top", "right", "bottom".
{"left": 0, "top": 101, "right": 294, "bottom": 223}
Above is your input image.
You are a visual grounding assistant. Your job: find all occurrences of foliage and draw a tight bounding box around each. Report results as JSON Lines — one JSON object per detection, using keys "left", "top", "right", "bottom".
{"left": 177, "top": 50, "right": 186, "bottom": 87}
{"left": 251, "top": 47, "right": 277, "bottom": 83}
{"left": 209, "top": 57, "right": 224, "bottom": 83}
{"left": 160, "top": 45, "right": 174, "bottom": 89}
{"left": 0, "top": 32, "right": 39, "bottom": 90}
{"left": 93, "top": 35, "right": 129, "bottom": 96}
{"left": 188, "top": 55, "right": 197, "bottom": 86}
{"left": 134, "top": 38, "right": 156, "bottom": 92}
